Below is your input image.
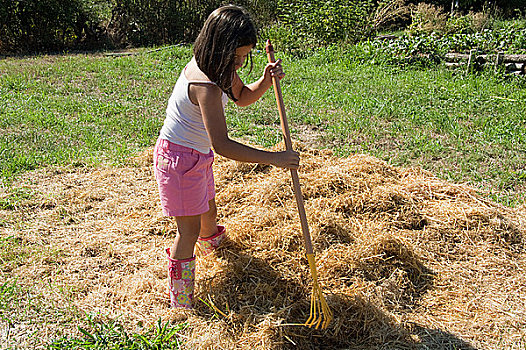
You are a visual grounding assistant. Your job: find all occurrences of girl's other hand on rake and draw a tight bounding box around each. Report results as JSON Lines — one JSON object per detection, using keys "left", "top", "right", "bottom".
{"left": 271, "top": 149, "right": 300, "bottom": 170}
{"left": 265, "top": 59, "right": 285, "bottom": 81}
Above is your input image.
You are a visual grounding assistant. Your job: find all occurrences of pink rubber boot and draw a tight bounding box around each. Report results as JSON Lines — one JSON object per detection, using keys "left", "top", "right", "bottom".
{"left": 197, "top": 225, "right": 226, "bottom": 256}
{"left": 167, "top": 248, "right": 195, "bottom": 309}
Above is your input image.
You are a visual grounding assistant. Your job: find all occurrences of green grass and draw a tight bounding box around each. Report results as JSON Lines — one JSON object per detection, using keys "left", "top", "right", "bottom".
{"left": 1, "top": 44, "right": 525, "bottom": 208}
{"left": 0, "top": 239, "right": 76, "bottom": 348}
{"left": 0, "top": 278, "right": 185, "bottom": 349}
{"left": 0, "top": 279, "right": 19, "bottom": 324}
{"left": 0, "top": 186, "right": 34, "bottom": 210}
{"left": 49, "top": 315, "right": 186, "bottom": 350}
{"left": 0, "top": 46, "right": 192, "bottom": 185}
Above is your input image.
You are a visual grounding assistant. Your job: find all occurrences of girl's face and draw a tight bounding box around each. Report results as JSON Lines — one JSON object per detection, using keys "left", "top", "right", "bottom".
{"left": 234, "top": 45, "right": 252, "bottom": 70}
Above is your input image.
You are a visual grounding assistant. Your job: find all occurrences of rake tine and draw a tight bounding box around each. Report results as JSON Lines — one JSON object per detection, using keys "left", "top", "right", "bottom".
{"left": 306, "top": 291, "right": 318, "bottom": 326}
{"left": 304, "top": 253, "right": 332, "bottom": 329}
{"left": 306, "top": 290, "right": 332, "bottom": 329}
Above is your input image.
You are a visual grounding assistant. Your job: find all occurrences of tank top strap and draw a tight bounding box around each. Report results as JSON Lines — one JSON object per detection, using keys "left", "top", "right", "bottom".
{"left": 183, "top": 65, "right": 217, "bottom": 86}
{"left": 182, "top": 65, "right": 229, "bottom": 106}
{"left": 186, "top": 79, "right": 218, "bottom": 85}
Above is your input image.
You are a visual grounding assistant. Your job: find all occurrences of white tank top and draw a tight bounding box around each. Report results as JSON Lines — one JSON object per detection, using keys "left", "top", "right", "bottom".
{"left": 159, "top": 67, "right": 229, "bottom": 154}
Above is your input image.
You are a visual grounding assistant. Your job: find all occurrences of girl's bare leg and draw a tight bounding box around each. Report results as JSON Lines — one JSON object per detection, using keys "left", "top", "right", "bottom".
{"left": 171, "top": 215, "right": 201, "bottom": 260}
{"left": 199, "top": 198, "right": 218, "bottom": 238}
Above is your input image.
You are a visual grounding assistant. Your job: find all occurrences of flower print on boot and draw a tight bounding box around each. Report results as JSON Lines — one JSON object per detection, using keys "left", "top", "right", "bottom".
{"left": 167, "top": 248, "right": 196, "bottom": 309}
{"left": 197, "top": 225, "right": 226, "bottom": 256}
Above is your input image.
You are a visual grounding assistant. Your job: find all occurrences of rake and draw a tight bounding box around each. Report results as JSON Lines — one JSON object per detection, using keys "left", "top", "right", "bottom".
{"left": 265, "top": 39, "right": 332, "bottom": 329}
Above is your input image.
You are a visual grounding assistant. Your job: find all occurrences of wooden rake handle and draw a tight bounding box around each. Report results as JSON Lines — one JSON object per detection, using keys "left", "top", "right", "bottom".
{"left": 265, "top": 40, "right": 314, "bottom": 256}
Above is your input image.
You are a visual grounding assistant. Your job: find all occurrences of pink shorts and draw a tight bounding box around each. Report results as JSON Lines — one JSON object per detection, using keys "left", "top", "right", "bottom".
{"left": 153, "top": 138, "right": 215, "bottom": 217}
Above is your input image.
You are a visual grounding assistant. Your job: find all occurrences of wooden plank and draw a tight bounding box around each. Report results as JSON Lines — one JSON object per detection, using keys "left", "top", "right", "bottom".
{"left": 445, "top": 52, "right": 526, "bottom": 63}
{"left": 445, "top": 52, "right": 470, "bottom": 62}
{"left": 445, "top": 62, "right": 465, "bottom": 68}
{"left": 375, "top": 34, "right": 398, "bottom": 41}
{"left": 505, "top": 63, "right": 523, "bottom": 71}
{"left": 503, "top": 54, "right": 526, "bottom": 63}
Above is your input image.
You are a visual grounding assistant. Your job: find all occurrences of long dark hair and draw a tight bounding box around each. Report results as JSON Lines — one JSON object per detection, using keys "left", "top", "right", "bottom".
{"left": 193, "top": 5, "right": 257, "bottom": 101}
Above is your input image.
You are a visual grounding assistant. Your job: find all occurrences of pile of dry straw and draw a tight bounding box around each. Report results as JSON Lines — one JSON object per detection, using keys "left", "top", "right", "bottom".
{"left": 4, "top": 144, "right": 525, "bottom": 349}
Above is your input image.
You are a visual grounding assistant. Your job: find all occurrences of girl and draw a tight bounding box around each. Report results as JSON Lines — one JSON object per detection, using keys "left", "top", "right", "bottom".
{"left": 154, "top": 5, "right": 300, "bottom": 309}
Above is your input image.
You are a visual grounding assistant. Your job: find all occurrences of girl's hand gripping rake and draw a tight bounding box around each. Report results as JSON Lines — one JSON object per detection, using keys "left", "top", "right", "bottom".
{"left": 265, "top": 40, "right": 332, "bottom": 329}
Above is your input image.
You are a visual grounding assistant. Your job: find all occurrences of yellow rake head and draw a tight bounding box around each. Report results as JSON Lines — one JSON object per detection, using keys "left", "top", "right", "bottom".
{"left": 304, "top": 254, "right": 333, "bottom": 329}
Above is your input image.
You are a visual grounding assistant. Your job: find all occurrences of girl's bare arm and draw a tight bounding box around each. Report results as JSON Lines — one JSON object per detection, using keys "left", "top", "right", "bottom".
{"left": 192, "top": 83, "right": 298, "bottom": 169}
{"left": 231, "top": 60, "right": 284, "bottom": 107}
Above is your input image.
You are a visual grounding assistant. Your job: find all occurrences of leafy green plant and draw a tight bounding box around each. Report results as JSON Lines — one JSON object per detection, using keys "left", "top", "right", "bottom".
{"left": 357, "top": 32, "right": 447, "bottom": 67}
{"left": 446, "top": 14, "right": 477, "bottom": 34}
{"left": 357, "top": 22, "right": 526, "bottom": 68}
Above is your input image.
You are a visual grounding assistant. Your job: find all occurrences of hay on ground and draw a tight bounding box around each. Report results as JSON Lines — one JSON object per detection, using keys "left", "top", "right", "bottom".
{"left": 1, "top": 144, "right": 525, "bottom": 349}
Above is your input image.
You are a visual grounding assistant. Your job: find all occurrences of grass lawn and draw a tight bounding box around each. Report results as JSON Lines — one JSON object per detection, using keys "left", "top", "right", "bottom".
{"left": 1, "top": 45, "right": 525, "bottom": 206}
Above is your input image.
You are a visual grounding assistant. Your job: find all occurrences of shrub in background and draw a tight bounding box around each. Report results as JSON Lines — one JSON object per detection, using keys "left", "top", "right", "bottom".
{"left": 106, "top": 0, "right": 222, "bottom": 47}
{"left": 408, "top": 3, "right": 449, "bottom": 34}
{"left": 0, "top": 0, "right": 106, "bottom": 53}
{"left": 107, "top": 0, "right": 277, "bottom": 47}
{"left": 262, "top": 0, "right": 412, "bottom": 56}
{"left": 266, "top": 0, "right": 376, "bottom": 54}
{"left": 409, "top": 3, "right": 495, "bottom": 35}
{"left": 420, "top": 0, "right": 526, "bottom": 15}
{"left": 0, "top": 0, "right": 277, "bottom": 54}
{"left": 0, "top": 0, "right": 523, "bottom": 54}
